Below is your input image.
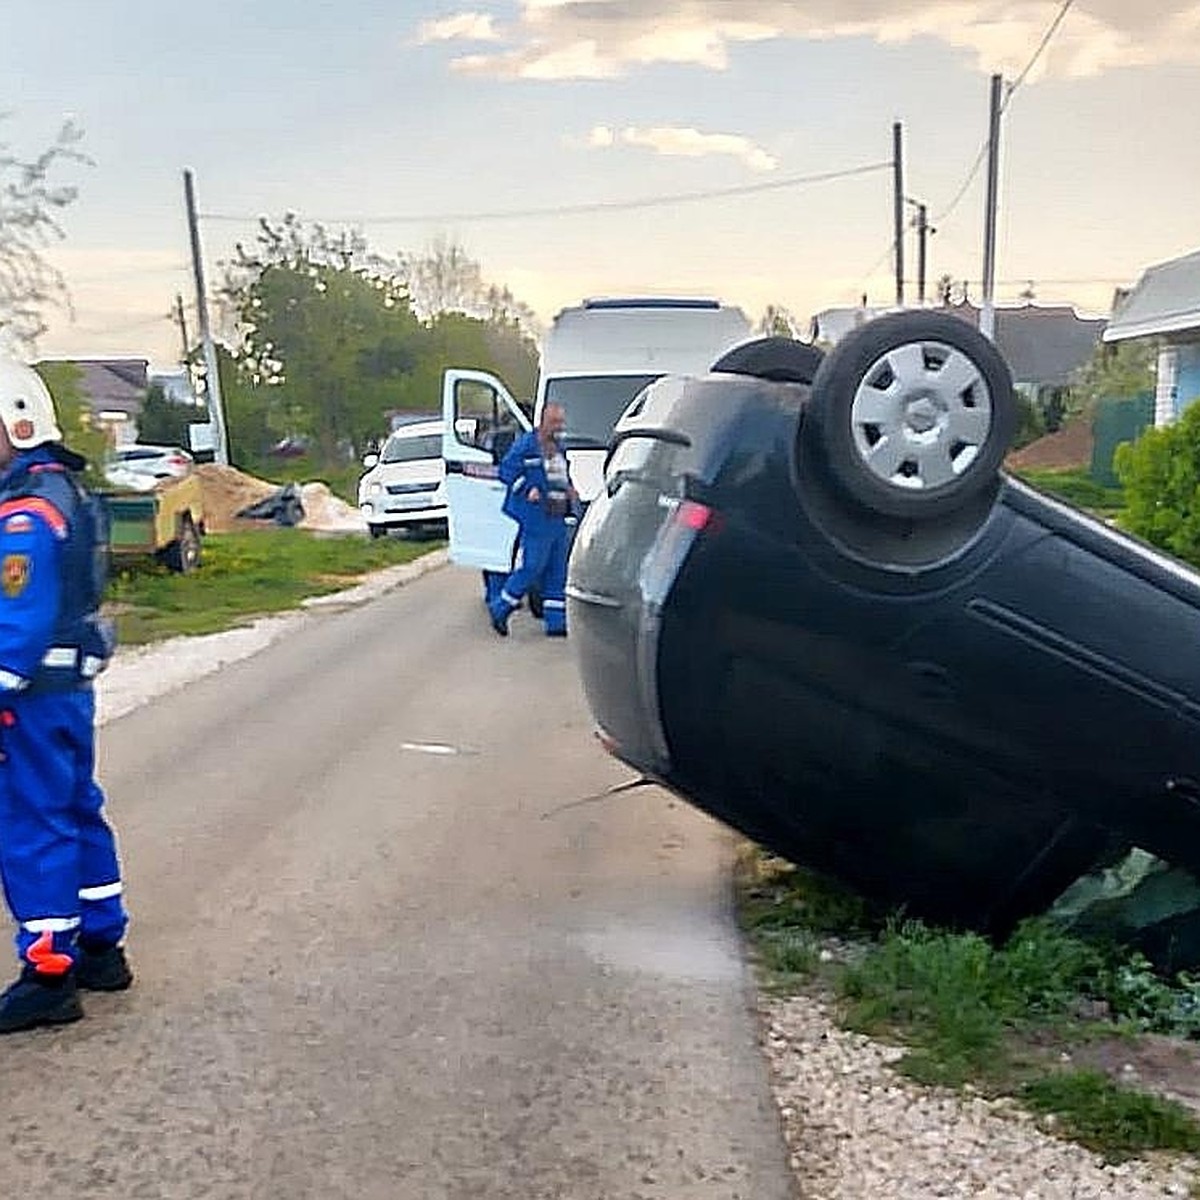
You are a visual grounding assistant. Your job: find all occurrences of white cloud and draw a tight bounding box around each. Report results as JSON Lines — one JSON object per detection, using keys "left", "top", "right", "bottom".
{"left": 417, "top": 11, "right": 501, "bottom": 44}
{"left": 427, "top": 1, "right": 1200, "bottom": 81}
{"left": 586, "top": 124, "right": 779, "bottom": 171}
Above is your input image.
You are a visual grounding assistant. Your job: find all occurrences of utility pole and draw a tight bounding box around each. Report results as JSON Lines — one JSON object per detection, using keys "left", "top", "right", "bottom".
{"left": 173, "top": 293, "right": 191, "bottom": 368}
{"left": 980, "top": 74, "right": 1003, "bottom": 341}
{"left": 905, "top": 199, "right": 933, "bottom": 305}
{"left": 183, "top": 168, "right": 230, "bottom": 466}
{"left": 892, "top": 121, "right": 905, "bottom": 308}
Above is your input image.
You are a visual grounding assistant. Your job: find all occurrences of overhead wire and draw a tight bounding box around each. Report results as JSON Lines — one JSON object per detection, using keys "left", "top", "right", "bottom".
{"left": 198, "top": 161, "right": 893, "bottom": 226}
{"left": 932, "top": 0, "right": 1075, "bottom": 227}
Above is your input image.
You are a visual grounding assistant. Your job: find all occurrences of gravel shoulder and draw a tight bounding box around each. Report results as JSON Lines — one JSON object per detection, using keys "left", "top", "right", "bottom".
{"left": 759, "top": 990, "right": 1198, "bottom": 1199}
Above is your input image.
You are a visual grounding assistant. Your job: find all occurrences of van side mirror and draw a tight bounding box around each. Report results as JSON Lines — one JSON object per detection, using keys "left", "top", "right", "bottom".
{"left": 362, "top": 453, "right": 379, "bottom": 469}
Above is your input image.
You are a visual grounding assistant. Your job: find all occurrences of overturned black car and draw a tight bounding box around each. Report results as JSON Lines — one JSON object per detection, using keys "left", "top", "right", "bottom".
{"left": 567, "top": 311, "right": 1200, "bottom": 957}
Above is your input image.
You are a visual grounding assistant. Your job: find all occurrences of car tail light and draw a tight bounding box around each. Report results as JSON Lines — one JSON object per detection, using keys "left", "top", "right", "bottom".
{"left": 167, "top": 455, "right": 190, "bottom": 468}
{"left": 674, "top": 499, "right": 712, "bottom": 532}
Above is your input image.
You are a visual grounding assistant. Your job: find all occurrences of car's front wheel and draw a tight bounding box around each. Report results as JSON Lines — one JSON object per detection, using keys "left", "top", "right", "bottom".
{"left": 805, "top": 311, "right": 1016, "bottom": 521}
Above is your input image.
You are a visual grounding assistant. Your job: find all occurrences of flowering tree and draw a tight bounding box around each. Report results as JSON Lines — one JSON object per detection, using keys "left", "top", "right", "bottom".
{"left": 0, "top": 120, "right": 89, "bottom": 352}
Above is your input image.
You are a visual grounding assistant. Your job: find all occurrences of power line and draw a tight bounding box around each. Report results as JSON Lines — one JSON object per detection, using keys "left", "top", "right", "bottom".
{"left": 198, "top": 161, "right": 893, "bottom": 226}
{"left": 933, "top": 0, "right": 1074, "bottom": 227}
{"left": 1004, "top": 0, "right": 1075, "bottom": 106}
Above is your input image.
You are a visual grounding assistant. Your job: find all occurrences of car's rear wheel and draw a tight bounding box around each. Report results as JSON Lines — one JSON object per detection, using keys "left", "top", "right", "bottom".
{"left": 712, "top": 336, "right": 824, "bottom": 385}
{"left": 368, "top": 523, "right": 387, "bottom": 540}
{"left": 806, "top": 312, "right": 1016, "bottom": 520}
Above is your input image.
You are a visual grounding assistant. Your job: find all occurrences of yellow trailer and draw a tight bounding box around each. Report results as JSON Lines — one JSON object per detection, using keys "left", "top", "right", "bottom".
{"left": 101, "top": 473, "right": 206, "bottom": 573}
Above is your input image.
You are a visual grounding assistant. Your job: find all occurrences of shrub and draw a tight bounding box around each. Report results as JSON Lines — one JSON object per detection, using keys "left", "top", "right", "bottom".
{"left": 1115, "top": 400, "right": 1200, "bottom": 566}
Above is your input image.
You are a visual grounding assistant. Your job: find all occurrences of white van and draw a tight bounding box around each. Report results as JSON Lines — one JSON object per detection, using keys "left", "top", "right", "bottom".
{"left": 357, "top": 418, "right": 447, "bottom": 538}
{"left": 440, "top": 297, "right": 752, "bottom": 573}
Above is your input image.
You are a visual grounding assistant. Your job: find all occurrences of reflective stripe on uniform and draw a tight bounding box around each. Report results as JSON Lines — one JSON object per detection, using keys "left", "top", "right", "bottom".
{"left": 22, "top": 916, "right": 81, "bottom": 933}
{"left": 511, "top": 475, "right": 525, "bottom": 493}
{"left": 79, "top": 881, "right": 122, "bottom": 901}
{"left": 0, "top": 497, "right": 68, "bottom": 539}
{"left": 500, "top": 590, "right": 519, "bottom": 607}
{"left": 81, "top": 655, "right": 104, "bottom": 678}
{"left": 42, "top": 646, "right": 77, "bottom": 668}
{"left": 0, "top": 668, "right": 29, "bottom": 691}
{"left": 542, "top": 598, "right": 566, "bottom": 610}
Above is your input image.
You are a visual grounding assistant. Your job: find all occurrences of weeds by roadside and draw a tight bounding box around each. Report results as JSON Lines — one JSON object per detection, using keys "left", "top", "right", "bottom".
{"left": 737, "top": 850, "right": 1200, "bottom": 1166}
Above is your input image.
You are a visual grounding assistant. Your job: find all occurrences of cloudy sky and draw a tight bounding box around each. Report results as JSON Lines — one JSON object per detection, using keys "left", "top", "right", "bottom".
{"left": 5, "top": 0, "right": 1198, "bottom": 367}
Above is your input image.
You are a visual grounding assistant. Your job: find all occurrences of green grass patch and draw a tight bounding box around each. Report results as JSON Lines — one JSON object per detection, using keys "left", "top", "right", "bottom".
{"left": 1010, "top": 467, "right": 1125, "bottom": 517}
{"left": 1021, "top": 1070, "right": 1200, "bottom": 1162}
{"left": 736, "top": 848, "right": 1200, "bottom": 1166}
{"left": 840, "top": 918, "right": 1105, "bottom": 1087}
{"left": 108, "top": 528, "right": 440, "bottom": 644}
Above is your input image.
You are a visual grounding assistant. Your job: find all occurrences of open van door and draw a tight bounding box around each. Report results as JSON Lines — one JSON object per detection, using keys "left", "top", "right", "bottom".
{"left": 441, "top": 369, "right": 531, "bottom": 572}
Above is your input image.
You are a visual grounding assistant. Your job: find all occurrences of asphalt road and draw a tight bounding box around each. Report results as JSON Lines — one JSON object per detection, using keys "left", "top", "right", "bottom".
{"left": 0, "top": 566, "right": 795, "bottom": 1200}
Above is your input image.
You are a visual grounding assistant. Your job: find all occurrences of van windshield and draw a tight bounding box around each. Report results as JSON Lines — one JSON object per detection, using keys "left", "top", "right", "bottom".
{"left": 544, "top": 375, "right": 660, "bottom": 448}
{"left": 382, "top": 433, "right": 442, "bottom": 464}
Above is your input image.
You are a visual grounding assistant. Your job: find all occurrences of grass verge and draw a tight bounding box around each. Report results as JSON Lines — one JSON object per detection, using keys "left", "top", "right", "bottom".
{"left": 737, "top": 851, "right": 1200, "bottom": 1166}
{"left": 1009, "top": 467, "right": 1125, "bottom": 518}
{"left": 107, "top": 529, "right": 442, "bottom": 645}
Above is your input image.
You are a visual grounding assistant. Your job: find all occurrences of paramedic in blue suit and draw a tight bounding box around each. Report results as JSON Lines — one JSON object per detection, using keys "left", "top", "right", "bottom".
{"left": 489, "top": 403, "right": 577, "bottom": 638}
{"left": 0, "top": 358, "right": 132, "bottom": 1034}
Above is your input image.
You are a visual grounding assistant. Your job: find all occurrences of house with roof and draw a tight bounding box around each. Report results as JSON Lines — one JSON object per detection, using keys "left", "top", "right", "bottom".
{"left": 810, "top": 301, "right": 1105, "bottom": 417}
{"left": 36, "top": 357, "right": 150, "bottom": 444}
{"left": 1101, "top": 248, "right": 1200, "bottom": 427}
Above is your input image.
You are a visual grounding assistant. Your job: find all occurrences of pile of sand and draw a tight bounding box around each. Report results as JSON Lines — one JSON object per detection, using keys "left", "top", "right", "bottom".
{"left": 297, "top": 483, "right": 368, "bottom": 534}
{"left": 194, "top": 464, "right": 280, "bottom": 533}
{"left": 194, "top": 464, "right": 368, "bottom": 535}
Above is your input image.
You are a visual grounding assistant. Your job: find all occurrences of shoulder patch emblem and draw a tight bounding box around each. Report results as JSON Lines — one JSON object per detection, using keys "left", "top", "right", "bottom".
{"left": 1, "top": 555, "right": 30, "bottom": 599}
{"left": 3, "top": 514, "right": 33, "bottom": 534}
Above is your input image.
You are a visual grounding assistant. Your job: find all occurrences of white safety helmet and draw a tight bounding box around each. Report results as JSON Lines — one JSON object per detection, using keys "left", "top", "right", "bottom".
{"left": 0, "top": 359, "right": 63, "bottom": 449}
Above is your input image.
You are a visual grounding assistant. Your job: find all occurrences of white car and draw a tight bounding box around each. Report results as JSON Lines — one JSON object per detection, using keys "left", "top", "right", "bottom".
{"left": 104, "top": 444, "right": 194, "bottom": 491}
{"left": 358, "top": 419, "right": 447, "bottom": 538}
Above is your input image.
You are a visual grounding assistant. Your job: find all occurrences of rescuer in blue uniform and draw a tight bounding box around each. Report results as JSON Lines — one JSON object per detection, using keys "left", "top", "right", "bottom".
{"left": 489, "top": 403, "right": 577, "bottom": 638}
{"left": 0, "top": 359, "right": 132, "bottom": 1034}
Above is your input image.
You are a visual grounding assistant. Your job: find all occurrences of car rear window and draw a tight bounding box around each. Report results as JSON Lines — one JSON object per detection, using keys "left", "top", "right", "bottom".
{"left": 382, "top": 433, "right": 442, "bottom": 463}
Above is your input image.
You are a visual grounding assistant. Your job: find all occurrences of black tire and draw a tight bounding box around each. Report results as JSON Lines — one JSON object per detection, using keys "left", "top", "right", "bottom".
{"left": 805, "top": 311, "right": 1016, "bottom": 521}
{"left": 712, "top": 336, "right": 825, "bottom": 385}
{"left": 163, "top": 515, "right": 202, "bottom": 574}
{"left": 368, "top": 524, "right": 387, "bottom": 539}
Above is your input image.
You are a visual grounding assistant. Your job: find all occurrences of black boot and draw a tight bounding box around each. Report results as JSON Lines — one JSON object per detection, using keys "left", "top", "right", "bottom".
{"left": 76, "top": 943, "right": 134, "bottom": 992}
{"left": 0, "top": 968, "right": 83, "bottom": 1034}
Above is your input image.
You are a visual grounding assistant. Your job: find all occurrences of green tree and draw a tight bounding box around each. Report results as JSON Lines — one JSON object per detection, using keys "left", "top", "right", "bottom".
{"left": 221, "top": 217, "right": 540, "bottom": 463}
{"left": 1, "top": 120, "right": 90, "bottom": 352}
{"left": 223, "top": 215, "right": 426, "bottom": 460}
{"left": 1115, "top": 401, "right": 1200, "bottom": 566}
{"left": 1070, "top": 340, "right": 1156, "bottom": 418}
{"left": 136, "top": 382, "right": 208, "bottom": 448}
